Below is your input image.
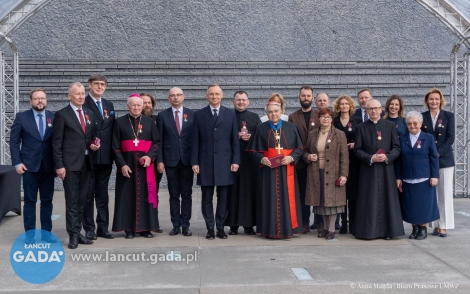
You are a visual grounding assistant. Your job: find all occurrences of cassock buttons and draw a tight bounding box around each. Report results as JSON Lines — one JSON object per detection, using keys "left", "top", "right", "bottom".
{"left": 439, "top": 134, "right": 441, "bottom": 136}
{"left": 424, "top": 126, "right": 427, "bottom": 128}
{"left": 435, "top": 141, "right": 438, "bottom": 143}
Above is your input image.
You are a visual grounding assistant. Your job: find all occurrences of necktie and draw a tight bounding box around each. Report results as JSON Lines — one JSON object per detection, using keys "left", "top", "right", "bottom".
{"left": 175, "top": 110, "right": 181, "bottom": 135}
{"left": 77, "top": 109, "right": 86, "bottom": 134}
{"left": 213, "top": 109, "right": 218, "bottom": 122}
{"left": 38, "top": 113, "right": 44, "bottom": 139}
{"left": 96, "top": 101, "right": 103, "bottom": 118}
{"left": 363, "top": 110, "right": 369, "bottom": 122}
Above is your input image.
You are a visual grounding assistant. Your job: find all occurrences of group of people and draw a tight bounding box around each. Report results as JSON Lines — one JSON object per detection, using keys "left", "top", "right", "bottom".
{"left": 10, "top": 74, "right": 455, "bottom": 248}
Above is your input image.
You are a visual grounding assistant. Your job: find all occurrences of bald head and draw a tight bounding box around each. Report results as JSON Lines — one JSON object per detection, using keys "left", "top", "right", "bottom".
{"left": 168, "top": 87, "right": 185, "bottom": 109}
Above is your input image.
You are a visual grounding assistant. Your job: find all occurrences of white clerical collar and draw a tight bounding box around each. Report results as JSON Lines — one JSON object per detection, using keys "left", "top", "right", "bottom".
{"left": 370, "top": 119, "right": 379, "bottom": 124}
{"left": 129, "top": 113, "right": 141, "bottom": 119}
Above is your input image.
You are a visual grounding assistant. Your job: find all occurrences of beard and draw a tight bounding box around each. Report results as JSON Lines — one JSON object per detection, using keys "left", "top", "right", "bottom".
{"left": 142, "top": 107, "right": 154, "bottom": 116}
{"left": 300, "top": 100, "right": 312, "bottom": 109}
{"left": 32, "top": 104, "right": 46, "bottom": 112}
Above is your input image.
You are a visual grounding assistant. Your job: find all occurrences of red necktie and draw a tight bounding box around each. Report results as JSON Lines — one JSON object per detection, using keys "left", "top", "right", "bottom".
{"left": 77, "top": 109, "right": 86, "bottom": 134}
{"left": 175, "top": 110, "right": 181, "bottom": 135}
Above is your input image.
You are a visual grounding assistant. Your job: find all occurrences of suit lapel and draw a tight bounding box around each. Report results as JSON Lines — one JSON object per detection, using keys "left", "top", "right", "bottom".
{"left": 83, "top": 108, "right": 92, "bottom": 136}
{"left": 67, "top": 105, "right": 85, "bottom": 134}
{"left": 215, "top": 107, "right": 225, "bottom": 127}
{"left": 203, "top": 106, "right": 214, "bottom": 124}
{"left": 27, "top": 109, "right": 42, "bottom": 140}
{"left": 45, "top": 111, "right": 53, "bottom": 137}
{"left": 87, "top": 96, "right": 103, "bottom": 122}
{"left": 296, "top": 110, "right": 307, "bottom": 134}
{"left": 167, "top": 108, "right": 179, "bottom": 136}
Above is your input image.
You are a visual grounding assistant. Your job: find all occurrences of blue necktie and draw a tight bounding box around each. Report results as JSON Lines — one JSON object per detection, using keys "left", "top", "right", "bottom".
{"left": 363, "top": 111, "right": 369, "bottom": 122}
{"left": 213, "top": 109, "right": 218, "bottom": 123}
{"left": 38, "top": 114, "right": 44, "bottom": 139}
{"left": 96, "top": 101, "right": 103, "bottom": 118}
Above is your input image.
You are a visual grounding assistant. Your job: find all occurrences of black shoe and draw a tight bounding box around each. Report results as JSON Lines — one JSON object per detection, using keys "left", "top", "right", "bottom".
{"left": 85, "top": 231, "right": 97, "bottom": 240}
{"left": 169, "top": 227, "right": 181, "bottom": 236}
{"left": 155, "top": 228, "right": 163, "bottom": 233}
{"left": 25, "top": 236, "right": 36, "bottom": 245}
{"left": 125, "top": 230, "right": 135, "bottom": 239}
{"left": 244, "top": 228, "right": 256, "bottom": 235}
{"left": 439, "top": 232, "right": 447, "bottom": 237}
{"left": 97, "top": 230, "right": 114, "bottom": 239}
{"left": 216, "top": 229, "right": 228, "bottom": 239}
{"left": 41, "top": 233, "right": 57, "bottom": 243}
{"left": 383, "top": 236, "right": 392, "bottom": 240}
{"left": 78, "top": 234, "right": 94, "bottom": 244}
{"left": 228, "top": 228, "right": 238, "bottom": 235}
{"left": 206, "top": 229, "right": 215, "bottom": 240}
{"left": 339, "top": 225, "right": 348, "bottom": 234}
{"left": 409, "top": 225, "right": 419, "bottom": 239}
{"left": 415, "top": 226, "right": 427, "bottom": 240}
{"left": 309, "top": 223, "right": 318, "bottom": 230}
{"left": 68, "top": 235, "right": 78, "bottom": 249}
{"left": 182, "top": 228, "right": 192, "bottom": 236}
{"left": 140, "top": 231, "right": 154, "bottom": 238}
{"left": 431, "top": 229, "right": 439, "bottom": 236}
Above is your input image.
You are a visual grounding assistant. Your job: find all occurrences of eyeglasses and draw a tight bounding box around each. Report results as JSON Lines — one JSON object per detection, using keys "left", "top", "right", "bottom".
{"left": 31, "top": 97, "right": 46, "bottom": 101}
{"left": 367, "top": 107, "right": 382, "bottom": 112}
{"left": 319, "top": 116, "right": 332, "bottom": 120}
{"left": 169, "top": 93, "right": 184, "bottom": 98}
{"left": 406, "top": 122, "right": 420, "bottom": 127}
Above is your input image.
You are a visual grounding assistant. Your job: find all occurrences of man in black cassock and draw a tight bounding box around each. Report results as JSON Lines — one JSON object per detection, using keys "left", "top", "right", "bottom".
{"left": 112, "top": 93, "right": 160, "bottom": 239}
{"left": 225, "top": 91, "right": 262, "bottom": 235}
{"left": 246, "top": 102, "right": 304, "bottom": 239}
{"left": 354, "top": 99, "right": 404, "bottom": 240}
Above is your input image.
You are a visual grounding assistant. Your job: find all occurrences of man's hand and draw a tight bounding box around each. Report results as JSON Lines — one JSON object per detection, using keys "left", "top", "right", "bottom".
{"left": 372, "top": 154, "right": 387, "bottom": 162}
{"left": 308, "top": 154, "right": 318, "bottom": 162}
{"left": 192, "top": 165, "right": 200, "bottom": 174}
{"left": 157, "top": 162, "right": 165, "bottom": 173}
{"left": 90, "top": 144, "right": 100, "bottom": 151}
{"left": 240, "top": 133, "right": 251, "bottom": 141}
{"left": 15, "top": 164, "right": 27, "bottom": 175}
{"left": 231, "top": 164, "right": 239, "bottom": 172}
{"left": 140, "top": 156, "right": 151, "bottom": 167}
{"left": 281, "top": 156, "right": 294, "bottom": 165}
{"left": 56, "top": 168, "right": 66, "bottom": 180}
{"left": 121, "top": 165, "right": 132, "bottom": 178}
{"left": 347, "top": 142, "right": 355, "bottom": 149}
{"left": 430, "top": 178, "right": 438, "bottom": 187}
{"left": 339, "top": 176, "right": 347, "bottom": 186}
{"left": 261, "top": 157, "right": 271, "bottom": 167}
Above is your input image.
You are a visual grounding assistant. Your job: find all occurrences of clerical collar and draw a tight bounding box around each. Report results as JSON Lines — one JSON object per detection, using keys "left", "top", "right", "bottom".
{"left": 370, "top": 119, "right": 379, "bottom": 124}
{"left": 129, "top": 113, "right": 141, "bottom": 119}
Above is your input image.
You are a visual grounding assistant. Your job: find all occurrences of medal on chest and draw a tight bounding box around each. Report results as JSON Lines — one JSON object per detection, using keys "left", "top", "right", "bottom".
{"left": 183, "top": 114, "right": 188, "bottom": 122}
{"left": 129, "top": 115, "right": 143, "bottom": 146}
{"left": 310, "top": 118, "right": 315, "bottom": 126}
{"left": 347, "top": 122, "right": 352, "bottom": 132}
{"left": 377, "top": 131, "right": 382, "bottom": 140}
{"left": 85, "top": 114, "right": 91, "bottom": 124}
{"left": 47, "top": 118, "right": 52, "bottom": 127}
{"left": 438, "top": 119, "right": 443, "bottom": 128}
{"left": 104, "top": 109, "right": 109, "bottom": 119}
{"left": 417, "top": 140, "right": 421, "bottom": 148}
{"left": 327, "top": 134, "right": 332, "bottom": 143}
{"left": 138, "top": 124, "right": 143, "bottom": 133}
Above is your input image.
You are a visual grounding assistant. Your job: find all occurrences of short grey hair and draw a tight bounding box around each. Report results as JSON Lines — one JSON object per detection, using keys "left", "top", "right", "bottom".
{"left": 68, "top": 82, "right": 84, "bottom": 93}
{"left": 405, "top": 111, "right": 423, "bottom": 123}
{"left": 365, "top": 99, "right": 381, "bottom": 108}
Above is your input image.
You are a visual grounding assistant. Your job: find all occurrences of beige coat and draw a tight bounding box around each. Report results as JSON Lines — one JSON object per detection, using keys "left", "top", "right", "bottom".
{"left": 302, "top": 126, "right": 349, "bottom": 207}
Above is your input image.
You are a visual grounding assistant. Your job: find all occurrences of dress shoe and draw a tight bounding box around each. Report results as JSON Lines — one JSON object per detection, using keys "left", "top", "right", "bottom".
{"left": 182, "top": 228, "right": 192, "bottom": 236}
{"left": 339, "top": 225, "right": 348, "bottom": 235}
{"left": 97, "top": 230, "right": 114, "bottom": 239}
{"left": 206, "top": 229, "right": 215, "bottom": 240}
{"left": 302, "top": 224, "right": 310, "bottom": 234}
{"left": 78, "top": 234, "right": 93, "bottom": 244}
{"left": 228, "top": 229, "right": 238, "bottom": 235}
{"left": 325, "top": 231, "right": 336, "bottom": 240}
{"left": 41, "top": 234, "right": 57, "bottom": 243}
{"left": 409, "top": 225, "right": 419, "bottom": 239}
{"left": 318, "top": 229, "right": 327, "bottom": 238}
{"left": 169, "top": 227, "right": 181, "bottom": 236}
{"left": 155, "top": 228, "right": 163, "bottom": 233}
{"left": 125, "top": 230, "right": 135, "bottom": 239}
{"left": 431, "top": 228, "right": 440, "bottom": 236}
{"left": 140, "top": 231, "right": 154, "bottom": 238}
{"left": 415, "top": 226, "right": 427, "bottom": 240}
{"left": 383, "top": 236, "right": 392, "bottom": 240}
{"left": 244, "top": 228, "right": 256, "bottom": 235}
{"left": 309, "top": 223, "right": 318, "bottom": 230}
{"left": 68, "top": 235, "right": 78, "bottom": 249}
{"left": 25, "top": 236, "right": 36, "bottom": 245}
{"left": 85, "top": 231, "right": 97, "bottom": 240}
{"left": 216, "top": 229, "right": 228, "bottom": 239}
{"left": 439, "top": 230, "right": 447, "bottom": 237}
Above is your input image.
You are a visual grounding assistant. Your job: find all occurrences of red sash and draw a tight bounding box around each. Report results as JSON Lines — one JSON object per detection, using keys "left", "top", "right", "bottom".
{"left": 121, "top": 140, "right": 158, "bottom": 208}
{"left": 263, "top": 148, "right": 298, "bottom": 229}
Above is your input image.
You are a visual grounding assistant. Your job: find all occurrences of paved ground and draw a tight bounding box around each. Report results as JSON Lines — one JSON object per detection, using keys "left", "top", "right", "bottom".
{"left": 0, "top": 188, "right": 469, "bottom": 293}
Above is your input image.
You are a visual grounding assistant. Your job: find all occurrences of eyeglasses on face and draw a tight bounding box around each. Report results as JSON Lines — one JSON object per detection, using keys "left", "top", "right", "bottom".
{"left": 367, "top": 107, "right": 381, "bottom": 112}
{"left": 169, "top": 93, "right": 184, "bottom": 98}
{"left": 406, "top": 122, "right": 420, "bottom": 127}
{"left": 319, "top": 116, "right": 332, "bottom": 120}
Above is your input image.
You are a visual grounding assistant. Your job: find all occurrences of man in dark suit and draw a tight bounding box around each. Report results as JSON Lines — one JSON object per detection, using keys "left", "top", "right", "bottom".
{"left": 288, "top": 86, "right": 319, "bottom": 234}
{"left": 353, "top": 88, "right": 385, "bottom": 121}
{"left": 191, "top": 84, "right": 240, "bottom": 240}
{"left": 52, "top": 82, "right": 100, "bottom": 249}
{"left": 10, "top": 88, "right": 56, "bottom": 244}
{"left": 157, "top": 87, "right": 194, "bottom": 237}
{"left": 82, "top": 74, "right": 115, "bottom": 240}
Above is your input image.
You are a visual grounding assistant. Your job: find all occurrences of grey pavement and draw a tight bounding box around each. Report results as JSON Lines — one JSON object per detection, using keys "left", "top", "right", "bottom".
{"left": 0, "top": 188, "right": 469, "bottom": 293}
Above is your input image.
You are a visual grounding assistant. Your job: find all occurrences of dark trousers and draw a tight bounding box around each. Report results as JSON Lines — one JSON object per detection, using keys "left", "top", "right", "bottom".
{"left": 296, "top": 167, "right": 311, "bottom": 226}
{"left": 23, "top": 163, "right": 55, "bottom": 233}
{"left": 201, "top": 185, "right": 228, "bottom": 231}
{"left": 166, "top": 160, "right": 193, "bottom": 228}
{"left": 83, "top": 164, "right": 112, "bottom": 232}
{"left": 63, "top": 158, "right": 91, "bottom": 236}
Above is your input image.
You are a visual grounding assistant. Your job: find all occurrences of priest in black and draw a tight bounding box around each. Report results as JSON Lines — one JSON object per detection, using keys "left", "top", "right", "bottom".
{"left": 225, "top": 91, "right": 262, "bottom": 235}
{"left": 354, "top": 99, "right": 404, "bottom": 240}
{"left": 112, "top": 93, "right": 160, "bottom": 239}
{"left": 246, "top": 101, "right": 304, "bottom": 239}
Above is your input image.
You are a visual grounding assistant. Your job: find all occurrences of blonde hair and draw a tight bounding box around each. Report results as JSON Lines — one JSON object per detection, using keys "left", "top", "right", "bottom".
{"left": 424, "top": 87, "right": 446, "bottom": 110}
{"left": 268, "top": 93, "right": 285, "bottom": 112}
{"left": 333, "top": 95, "right": 355, "bottom": 116}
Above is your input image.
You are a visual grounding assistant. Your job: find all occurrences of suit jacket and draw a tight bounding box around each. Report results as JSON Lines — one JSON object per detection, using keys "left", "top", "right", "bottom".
{"left": 190, "top": 105, "right": 240, "bottom": 186}
{"left": 52, "top": 105, "right": 96, "bottom": 171}
{"left": 157, "top": 106, "right": 194, "bottom": 167}
{"left": 421, "top": 110, "right": 455, "bottom": 168}
{"left": 83, "top": 94, "right": 115, "bottom": 165}
{"left": 353, "top": 108, "right": 385, "bottom": 122}
{"left": 395, "top": 132, "right": 439, "bottom": 180}
{"left": 10, "top": 109, "right": 55, "bottom": 173}
{"left": 288, "top": 108, "right": 319, "bottom": 168}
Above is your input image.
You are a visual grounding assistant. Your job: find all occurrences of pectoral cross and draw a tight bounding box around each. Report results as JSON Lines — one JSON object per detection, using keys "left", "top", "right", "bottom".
{"left": 274, "top": 130, "right": 283, "bottom": 154}
{"left": 133, "top": 138, "right": 139, "bottom": 146}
